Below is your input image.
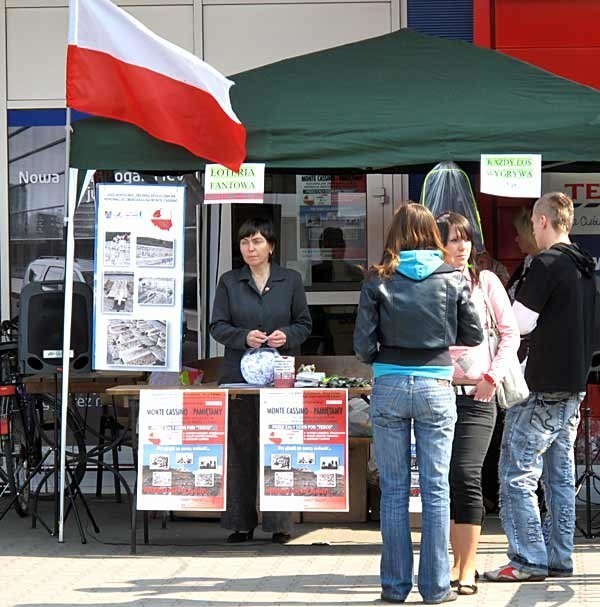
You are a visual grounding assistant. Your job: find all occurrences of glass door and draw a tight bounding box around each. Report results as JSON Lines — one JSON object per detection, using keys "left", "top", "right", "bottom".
{"left": 219, "top": 173, "right": 404, "bottom": 356}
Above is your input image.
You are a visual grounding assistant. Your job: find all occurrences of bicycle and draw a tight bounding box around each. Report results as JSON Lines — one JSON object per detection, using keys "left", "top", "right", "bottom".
{"left": 0, "top": 319, "right": 32, "bottom": 517}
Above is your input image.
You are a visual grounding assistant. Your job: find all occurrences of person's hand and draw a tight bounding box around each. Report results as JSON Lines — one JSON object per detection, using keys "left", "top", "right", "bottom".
{"left": 266, "top": 330, "right": 287, "bottom": 349}
{"left": 474, "top": 378, "right": 496, "bottom": 402}
{"left": 246, "top": 329, "right": 268, "bottom": 348}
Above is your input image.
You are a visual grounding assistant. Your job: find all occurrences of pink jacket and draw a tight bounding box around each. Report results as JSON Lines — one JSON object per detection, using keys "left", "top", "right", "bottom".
{"left": 451, "top": 269, "right": 520, "bottom": 386}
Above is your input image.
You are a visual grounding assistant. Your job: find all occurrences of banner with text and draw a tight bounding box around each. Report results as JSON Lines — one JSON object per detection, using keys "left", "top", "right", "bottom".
{"left": 204, "top": 163, "right": 265, "bottom": 204}
{"left": 259, "top": 388, "right": 348, "bottom": 512}
{"left": 480, "top": 154, "right": 541, "bottom": 198}
{"left": 94, "top": 184, "right": 185, "bottom": 371}
{"left": 542, "top": 173, "right": 600, "bottom": 236}
{"left": 137, "top": 389, "right": 228, "bottom": 511}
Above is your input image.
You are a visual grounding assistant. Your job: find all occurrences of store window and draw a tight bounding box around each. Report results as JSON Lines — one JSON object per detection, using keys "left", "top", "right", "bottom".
{"left": 270, "top": 173, "right": 367, "bottom": 291}
{"left": 7, "top": 111, "right": 201, "bottom": 347}
{"left": 8, "top": 110, "right": 74, "bottom": 317}
{"left": 230, "top": 173, "right": 366, "bottom": 355}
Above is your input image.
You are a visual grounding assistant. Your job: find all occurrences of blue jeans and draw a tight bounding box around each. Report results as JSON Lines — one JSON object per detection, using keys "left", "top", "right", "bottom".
{"left": 371, "top": 374, "right": 456, "bottom": 602}
{"left": 499, "top": 392, "right": 582, "bottom": 576}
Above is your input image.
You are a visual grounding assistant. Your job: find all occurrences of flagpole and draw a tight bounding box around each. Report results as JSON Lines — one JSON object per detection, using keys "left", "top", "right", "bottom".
{"left": 58, "top": 106, "right": 77, "bottom": 544}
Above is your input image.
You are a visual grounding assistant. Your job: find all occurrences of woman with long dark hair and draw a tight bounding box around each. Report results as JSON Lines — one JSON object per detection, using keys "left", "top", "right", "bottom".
{"left": 354, "top": 203, "right": 483, "bottom": 604}
{"left": 436, "top": 211, "right": 519, "bottom": 595}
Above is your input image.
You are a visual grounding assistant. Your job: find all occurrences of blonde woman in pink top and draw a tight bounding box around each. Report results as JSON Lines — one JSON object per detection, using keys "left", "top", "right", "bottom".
{"left": 436, "top": 212, "right": 519, "bottom": 596}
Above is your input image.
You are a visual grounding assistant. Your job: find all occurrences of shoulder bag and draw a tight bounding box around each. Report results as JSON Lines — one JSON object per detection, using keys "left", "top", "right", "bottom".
{"left": 479, "top": 272, "right": 529, "bottom": 409}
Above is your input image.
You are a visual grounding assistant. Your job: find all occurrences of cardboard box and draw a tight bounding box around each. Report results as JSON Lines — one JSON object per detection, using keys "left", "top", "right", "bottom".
{"left": 367, "top": 484, "right": 422, "bottom": 529}
{"left": 302, "top": 437, "right": 369, "bottom": 523}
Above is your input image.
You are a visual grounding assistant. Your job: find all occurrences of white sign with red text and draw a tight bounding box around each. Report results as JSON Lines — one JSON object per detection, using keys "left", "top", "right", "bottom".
{"left": 137, "top": 389, "right": 228, "bottom": 511}
{"left": 542, "top": 173, "right": 600, "bottom": 235}
{"left": 259, "top": 388, "right": 349, "bottom": 512}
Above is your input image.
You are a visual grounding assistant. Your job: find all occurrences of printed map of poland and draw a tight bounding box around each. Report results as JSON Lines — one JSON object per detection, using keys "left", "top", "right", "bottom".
{"left": 151, "top": 209, "right": 172, "bottom": 231}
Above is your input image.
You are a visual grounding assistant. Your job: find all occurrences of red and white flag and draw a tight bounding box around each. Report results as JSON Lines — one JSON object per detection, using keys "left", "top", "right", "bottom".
{"left": 67, "top": 0, "right": 246, "bottom": 171}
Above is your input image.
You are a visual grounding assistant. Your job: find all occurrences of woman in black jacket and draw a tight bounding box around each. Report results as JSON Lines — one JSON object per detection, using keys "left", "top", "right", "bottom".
{"left": 210, "top": 217, "right": 312, "bottom": 543}
{"left": 354, "top": 203, "right": 482, "bottom": 605}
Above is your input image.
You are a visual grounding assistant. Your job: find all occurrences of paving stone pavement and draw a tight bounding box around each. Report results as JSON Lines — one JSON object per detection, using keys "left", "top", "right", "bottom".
{"left": 1, "top": 499, "right": 599, "bottom": 607}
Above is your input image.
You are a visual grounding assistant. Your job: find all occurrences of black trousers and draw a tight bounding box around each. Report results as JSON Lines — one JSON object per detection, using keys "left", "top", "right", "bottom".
{"left": 449, "top": 394, "right": 497, "bottom": 525}
{"left": 220, "top": 394, "right": 293, "bottom": 533}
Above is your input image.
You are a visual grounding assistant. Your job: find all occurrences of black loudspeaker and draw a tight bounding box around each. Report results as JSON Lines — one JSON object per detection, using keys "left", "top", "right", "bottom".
{"left": 18, "top": 281, "right": 93, "bottom": 374}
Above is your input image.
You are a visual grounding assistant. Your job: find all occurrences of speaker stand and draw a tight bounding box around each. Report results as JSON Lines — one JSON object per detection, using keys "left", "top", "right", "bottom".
{"left": 575, "top": 403, "right": 600, "bottom": 539}
{"left": 27, "top": 377, "right": 99, "bottom": 542}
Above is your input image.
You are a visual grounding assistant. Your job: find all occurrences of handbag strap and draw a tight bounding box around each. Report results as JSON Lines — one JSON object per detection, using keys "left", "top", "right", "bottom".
{"left": 479, "top": 271, "right": 498, "bottom": 331}
{"left": 478, "top": 271, "right": 498, "bottom": 361}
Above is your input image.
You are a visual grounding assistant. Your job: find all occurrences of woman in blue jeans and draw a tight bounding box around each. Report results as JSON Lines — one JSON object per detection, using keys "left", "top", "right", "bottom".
{"left": 354, "top": 203, "right": 483, "bottom": 604}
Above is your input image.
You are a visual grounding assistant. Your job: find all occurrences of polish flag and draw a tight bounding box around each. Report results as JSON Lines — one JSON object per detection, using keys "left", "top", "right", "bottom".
{"left": 66, "top": 0, "right": 246, "bottom": 171}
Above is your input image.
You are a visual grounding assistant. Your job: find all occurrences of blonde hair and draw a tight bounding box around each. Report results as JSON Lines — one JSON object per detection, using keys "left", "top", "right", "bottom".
{"left": 513, "top": 207, "right": 538, "bottom": 251}
{"left": 534, "top": 192, "right": 574, "bottom": 233}
{"left": 370, "top": 203, "right": 446, "bottom": 278}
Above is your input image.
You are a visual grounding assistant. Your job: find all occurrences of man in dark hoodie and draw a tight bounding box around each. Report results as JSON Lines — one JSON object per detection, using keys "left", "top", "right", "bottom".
{"left": 486, "top": 192, "right": 598, "bottom": 583}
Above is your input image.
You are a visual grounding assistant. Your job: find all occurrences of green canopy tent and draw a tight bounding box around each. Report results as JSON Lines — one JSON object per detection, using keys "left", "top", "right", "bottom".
{"left": 70, "top": 28, "right": 600, "bottom": 173}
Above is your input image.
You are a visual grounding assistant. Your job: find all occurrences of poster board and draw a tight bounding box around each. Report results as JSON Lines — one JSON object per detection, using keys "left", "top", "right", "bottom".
{"left": 260, "top": 388, "right": 348, "bottom": 512}
{"left": 93, "top": 184, "right": 185, "bottom": 371}
{"left": 137, "top": 389, "right": 228, "bottom": 511}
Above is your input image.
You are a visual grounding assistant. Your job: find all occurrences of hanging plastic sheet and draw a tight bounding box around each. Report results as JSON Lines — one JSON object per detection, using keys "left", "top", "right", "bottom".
{"left": 420, "top": 161, "right": 484, "bottom": 252}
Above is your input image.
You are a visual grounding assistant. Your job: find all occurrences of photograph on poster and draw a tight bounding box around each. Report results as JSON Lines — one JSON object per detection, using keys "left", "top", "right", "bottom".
{"left": 410, "top": 472, "right": 421, "bottom": 498}
{"left": 102, "top": 272, "right": 134, "bottom": 313}
{"left": 297, "top": 452, "right": 315, "bottom": 465}
{"left": 274, "top": 472, "right": 294, "bottom": 487}
{"left": 320, "top": 456, "right": 339, "bottom": 470}
{"left": 152, "top": 471, "right": 172, "bottom": 487}
{"left": 263, "top": 443, "right": 346, "bottom": 496}
{"left": 138, "top": 277, "right": 175, "bottom": 306}
{"left": 141, "top": 442, "right": 225, "bottom": 498}
{"left": 197, "top": 456, "right": 217, "bottom": 470}
{"left": 104, "top": 232, "right": 132, "bottom": 266}
{"left": 176, "top": 453, "right": 193, "bottom": 465}
{"left": 106, "top": 319, "right": 167, "bottom": 367}
{"left": 136, "top": 236, "right": 175, "bottom": 267}
{"left": 271, "top": 454, "right": 292, "bottom": 471}
{"left": 195, "top": 472, "right": 215, "bottom": 487}
{"left": 317, "top": 472, "right": 336, "bottom": 488}
{"left": 150, "top": 454, "right": 170, "bottom": 470}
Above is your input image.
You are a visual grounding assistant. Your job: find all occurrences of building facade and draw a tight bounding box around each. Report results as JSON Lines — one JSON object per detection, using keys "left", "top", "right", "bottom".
{"left": 2, "top": 1, "right": 598, "bottom": 358}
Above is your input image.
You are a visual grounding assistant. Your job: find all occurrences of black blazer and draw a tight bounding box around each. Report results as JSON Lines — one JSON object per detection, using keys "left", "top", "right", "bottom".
{"left": 209, "top": 263, "right": 312, "bottom": 383}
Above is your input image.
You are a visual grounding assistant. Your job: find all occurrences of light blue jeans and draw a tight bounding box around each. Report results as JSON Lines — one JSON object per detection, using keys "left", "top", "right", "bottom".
{"left": 499, "top": 391, "right": 582, "bottom": 576}
{"left": 371, "top": 374, "right": 456, "bottom": 602}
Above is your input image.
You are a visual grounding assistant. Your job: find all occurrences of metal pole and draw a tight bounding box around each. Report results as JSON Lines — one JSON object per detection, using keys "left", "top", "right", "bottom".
{"left": 58, "top": 109, "right": 76, "bottom": 543}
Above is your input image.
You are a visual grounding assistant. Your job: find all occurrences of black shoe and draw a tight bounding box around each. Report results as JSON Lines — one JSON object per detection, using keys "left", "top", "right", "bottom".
{"left": 272, "top": 532, "right": 292, "bottom": 544}
{"left": 380, "top": 593, "right": 405, "bottom": 603}
{"left": 451, "top": 570, "right": 478, "bottom": 587}
{"left": 457, "top": 582, "right": 478, "bottom": 595}
{"left": 227, "top": 529, "right": 254, "bottom": 543}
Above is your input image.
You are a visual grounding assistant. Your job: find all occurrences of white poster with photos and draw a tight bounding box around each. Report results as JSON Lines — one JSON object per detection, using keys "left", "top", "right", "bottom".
{"left": 93, "top": 184, "right": 185, "bottom": 371}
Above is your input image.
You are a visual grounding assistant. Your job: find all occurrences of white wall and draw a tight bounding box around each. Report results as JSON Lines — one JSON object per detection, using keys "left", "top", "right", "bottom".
{"left": 5, "top": 0, "right": 400, "bottom": 104}
{"left": 203, "top": 2, "right": 392, "bottom": 75}
{"left": 0, "top": 0, "right": 404, "bottom": 320}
